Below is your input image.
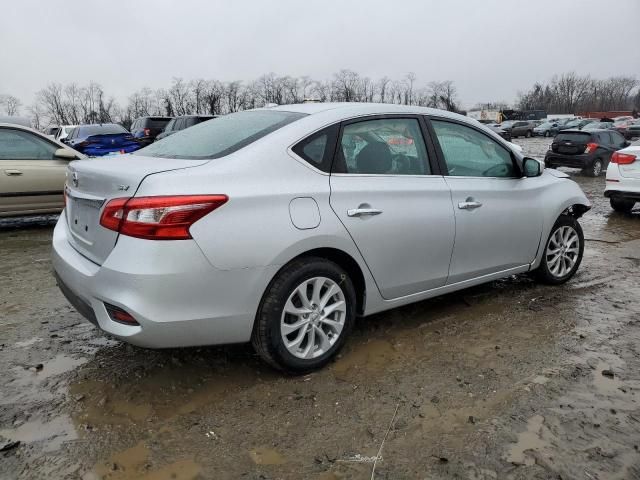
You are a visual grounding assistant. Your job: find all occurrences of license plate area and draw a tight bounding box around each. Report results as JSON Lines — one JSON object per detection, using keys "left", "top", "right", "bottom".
{"left": 67, "top": 195, "right": 104, "bottom": 244}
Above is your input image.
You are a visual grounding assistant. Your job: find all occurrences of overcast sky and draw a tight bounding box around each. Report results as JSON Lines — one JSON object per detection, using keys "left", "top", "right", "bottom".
{"left": 2, "top": 0, "right": 638, "bottom": 109}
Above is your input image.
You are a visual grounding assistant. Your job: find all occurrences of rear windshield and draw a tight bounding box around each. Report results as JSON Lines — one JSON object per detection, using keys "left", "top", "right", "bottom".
{"left": 79, "top": 124, "right": 128, "bottom": 136}
{"left": 135, "top": 110, "right": 306, "bottom": 160}
{"left": 140, "top": 118, "right": 172, "bottom": 128}
{"left": 555, "top": 132, "right": 591, "bottom": 143}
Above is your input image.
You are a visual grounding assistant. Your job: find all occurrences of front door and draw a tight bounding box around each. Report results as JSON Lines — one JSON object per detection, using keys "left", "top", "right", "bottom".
{"left": 0, "top": 127, "right": 67, "bottom": 215}
{"left": 428, "top": 118, "right": 544, "bottom": 284}
{"left": 329, "top": 116, "right": 455, "bottom": 299}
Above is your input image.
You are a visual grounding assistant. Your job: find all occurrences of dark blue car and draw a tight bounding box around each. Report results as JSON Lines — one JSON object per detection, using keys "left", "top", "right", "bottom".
{"left": 63, "top": 124, "right": 141, "bottom": 157}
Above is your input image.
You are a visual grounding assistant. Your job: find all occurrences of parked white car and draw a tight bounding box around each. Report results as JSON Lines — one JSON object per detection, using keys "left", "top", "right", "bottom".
{"left": 53, "top": 103, "right": 591, "bottom": 373}
{"left": 605, "top": 139, "right": 640, "bottom": 213}
{"left": 55, "top": 125, "right": 77, "bottom": 142}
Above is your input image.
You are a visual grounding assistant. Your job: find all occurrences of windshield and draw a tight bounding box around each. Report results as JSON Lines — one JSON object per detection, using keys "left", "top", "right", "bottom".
{"left": 555, "top": 132, "right": 591, "bottom": 142}
{"left": 501, "top": 121, "right": 515, "bottom": 127}
{"left": 136, "top": 110, "right": 306, "bottom": 159}
{"left": 537, "top": 122, "right": 552, "bottom": 128}
{"left": 79, "top": 124, "right": 128, "bottom": 136}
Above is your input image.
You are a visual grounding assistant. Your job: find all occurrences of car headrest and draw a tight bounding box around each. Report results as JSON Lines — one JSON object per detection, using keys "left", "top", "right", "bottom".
{"left": 355, "top": 141, "right": 392, "bottom": 174}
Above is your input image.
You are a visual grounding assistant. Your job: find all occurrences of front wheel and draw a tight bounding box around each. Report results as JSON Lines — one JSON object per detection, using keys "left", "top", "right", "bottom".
{"left": 251, "top": 257, "right": 356, "bottom": 373}
{"left": 544, "top": 131, "right": 550, "bottom": 138}
{"left": 534, "top": 215, "right": 584, "bottom": 285}
{"left": 526, "top": 130, "right": 532, "bottom": 138}
{"left": 583, "top": 158, "right": 603, "bottom": 177}
{"left": 610, "top": 197, "right": 635, "bottom": 213}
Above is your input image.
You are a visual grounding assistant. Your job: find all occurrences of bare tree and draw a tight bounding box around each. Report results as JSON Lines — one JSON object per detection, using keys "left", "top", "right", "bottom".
{"left": 0, "top": 95, "right": 22, "bottom": 116}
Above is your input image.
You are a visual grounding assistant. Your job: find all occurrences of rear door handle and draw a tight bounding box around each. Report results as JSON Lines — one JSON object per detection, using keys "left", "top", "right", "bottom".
{"left": 4, "top": 169, "right": 23, "bottom": 176}
{"left": 347, "top": 208, "right": 383, "bottom": 217}
{"left": 458, "top": 201, "right": 483, "bottom": 210}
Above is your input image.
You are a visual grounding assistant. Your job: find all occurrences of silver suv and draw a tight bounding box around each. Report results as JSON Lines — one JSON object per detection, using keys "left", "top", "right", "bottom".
{"left": 53, "top": 103, "right": 590, "bottom": 373}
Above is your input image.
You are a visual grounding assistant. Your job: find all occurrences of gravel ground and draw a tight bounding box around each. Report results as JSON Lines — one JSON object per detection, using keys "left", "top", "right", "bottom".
{"left": 1, "top": 137, "right": 640, "bottom": 480}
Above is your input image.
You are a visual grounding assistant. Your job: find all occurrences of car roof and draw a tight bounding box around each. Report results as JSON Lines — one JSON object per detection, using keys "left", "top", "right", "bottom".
{"left": 269, "top": 102, "right": 467, "bottom": 121}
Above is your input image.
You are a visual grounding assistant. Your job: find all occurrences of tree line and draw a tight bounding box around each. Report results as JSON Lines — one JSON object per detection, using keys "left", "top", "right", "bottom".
{"left": 517, "top": 72, "right": 639, "bottom": 114}
{"left": 3, "top": 71, "right": 461, "bottom": 129}
{"left": 1, "top": 70, "right": 638, "bottom": 130}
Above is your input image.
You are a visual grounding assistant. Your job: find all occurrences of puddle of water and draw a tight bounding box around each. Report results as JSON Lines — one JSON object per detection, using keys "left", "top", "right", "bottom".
{"left": 332, "top": 339, "right": 396, "bottom": 379}
{"left": 249, "top": 447, "right": 286, "bottom": 465}
{"left": 505, "top": 415, "right": 549, "bottom": 466}
{"left": 89, "top": 441, "right": 200, "bottom": 480}
{"left": 0, "top": 415, "right": 77, "bottom": 452}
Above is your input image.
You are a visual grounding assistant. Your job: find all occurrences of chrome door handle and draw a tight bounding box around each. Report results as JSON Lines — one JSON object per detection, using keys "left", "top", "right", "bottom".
{"left": 458, "top": 201, "right": 483, "bottom": 210}
{"left": 4, "top": 169, "right": 23, "bottom": 176}
{"left": 347, "top": 208, "right": 383, "bottom": 217}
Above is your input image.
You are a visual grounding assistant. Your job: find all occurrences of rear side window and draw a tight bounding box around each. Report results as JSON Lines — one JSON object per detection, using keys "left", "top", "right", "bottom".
{"left": 596, "top": 132, "right": 611, "bottom": 144}
{"left": 334, "top": 118, "right": 430, "bottom": 175}
{"left": 610, "top": 131, "right": 626, "bottom": 148}
{"left": 135, "top": 110, "right": 306, "bottom": 160}
{"left": 292, "top": 124, "right": 339, "bottom": 172}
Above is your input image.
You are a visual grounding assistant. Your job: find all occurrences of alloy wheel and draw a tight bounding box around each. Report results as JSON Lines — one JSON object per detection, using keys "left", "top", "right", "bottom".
{"left": 592, "top": 160, "right": 603, "bottom": 176}
{"left": 280, "top": 277, "right": 346, "bottom": 359}
{"left": 545, "top": 226, "right": 580, "bottom": 278}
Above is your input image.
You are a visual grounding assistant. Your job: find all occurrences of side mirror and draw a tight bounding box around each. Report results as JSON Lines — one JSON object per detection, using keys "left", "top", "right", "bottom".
{"left": 54, "top": 148, "right": 78, "bottom": 160}
{"left": 624, "top": 141, "right": 631, "bottom": 147}
{"left": 523, "top": 157, "right": 543, "bottom": 177}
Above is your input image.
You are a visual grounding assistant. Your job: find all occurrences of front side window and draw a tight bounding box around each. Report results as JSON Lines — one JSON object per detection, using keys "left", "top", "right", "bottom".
{"left": 334, "top": 118, "right": 430, "bottom": 175}
{"left": 136, "top": 110, "right": 306, "bottom": 160}
{"left": 0, "top": 129, "right": 58, "bottom": 160}
{"left": 431, "top": 120, "right": 516, "bottom": 178}
{"left": 610, "top": 131, "right": 626, "bottom": 148}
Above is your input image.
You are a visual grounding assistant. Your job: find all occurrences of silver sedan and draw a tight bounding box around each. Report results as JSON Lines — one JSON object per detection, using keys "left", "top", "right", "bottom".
{"left": 52, "top": 103, "right": 590, "bottom": 373}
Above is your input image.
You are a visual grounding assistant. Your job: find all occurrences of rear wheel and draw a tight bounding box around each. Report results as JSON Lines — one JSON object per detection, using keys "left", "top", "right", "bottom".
{"left": 544, "top": 131, "right": 550, "bottom": 138}
{"left": 526, "top": 130, "right": 532, "bottom": 138}
{"left": 583, "top": 158, "right": 603, "bottom": 177}
{"left": 610, "top": 197, "right": 635, "bottom": 213}
{"left": 251, "top": 257, "right": 356, "bottom": 373}
{"left": 534, "top": 215, "right": 584, "bottom": 285}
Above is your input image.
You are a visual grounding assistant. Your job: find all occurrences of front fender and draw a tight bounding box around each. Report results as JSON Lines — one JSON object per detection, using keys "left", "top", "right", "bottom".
{"left": 531, "top": 178, "right": 591, "bottom": 269}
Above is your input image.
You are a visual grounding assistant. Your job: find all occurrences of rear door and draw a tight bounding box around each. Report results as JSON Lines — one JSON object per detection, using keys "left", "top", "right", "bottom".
{"left": 329, "top": 116, "right": 455, "bottom": 299}
{"left": 0, "top": 127, "right": 67, "bottom": 215}
{"left": 428, "top": 117, "right": 544, "bottom": 284}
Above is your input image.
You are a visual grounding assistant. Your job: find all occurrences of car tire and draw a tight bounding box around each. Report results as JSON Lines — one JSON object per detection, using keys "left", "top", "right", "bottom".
{"left": 534, "top": 215, "right": 584, "bottom": 285}
{"left": 610, "top": 197, "right": 635, "bottom": 213}
{"left": 251, "top": 257, "right": 356, "bottom": 374}
{"left": 583, "top": 158, "right": 603, "bottom": 177}
{"left": 526, "top": 130, "right": 532, "bottom": 138}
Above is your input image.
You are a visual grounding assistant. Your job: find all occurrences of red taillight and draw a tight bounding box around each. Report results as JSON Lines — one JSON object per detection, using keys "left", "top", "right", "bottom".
{"left": 611, "top": 152, "right": 637, "bottom": 165}
{"left": 143, "top": 128, "right": 151, "bottom": 136}
{"left": 99, "top": 195, "right": 228, "bottom": 240}
{"left": 585, "top": 143, "right": 599, "bottom": 154}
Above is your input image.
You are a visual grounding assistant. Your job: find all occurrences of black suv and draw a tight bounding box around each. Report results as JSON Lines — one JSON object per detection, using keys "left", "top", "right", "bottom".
{"left": 155, "top": 115, "right": 217, "bottom": 141}
{"left": 130, "top": 116, "right": 173, "bottom": 146}
{"left": 545, "top": 129, "right": 630, "bottom": 176}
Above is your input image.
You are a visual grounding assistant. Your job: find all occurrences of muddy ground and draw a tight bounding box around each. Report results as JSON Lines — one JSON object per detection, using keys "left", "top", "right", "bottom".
{"left": 1, "top": 137, "right": 639, "bottom": 480}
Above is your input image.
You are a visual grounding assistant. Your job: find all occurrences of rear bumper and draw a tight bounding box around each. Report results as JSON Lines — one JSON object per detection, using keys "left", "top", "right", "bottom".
{"left": 52, "top": 211, "right": 278, "bottom": 348}
{"left": 545, "top": 153, "right": 594, "bottom": 169}
{"left": 604, "top": 190, "right": 640, "bottom": 201}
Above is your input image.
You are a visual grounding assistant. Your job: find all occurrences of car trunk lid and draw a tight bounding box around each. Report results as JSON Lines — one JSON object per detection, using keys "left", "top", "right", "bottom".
{"left": 64, "top": 155, "right": 208, "bottom": 265}
{"left": 552, "top": 132, "right": 591, "bottom": 155}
